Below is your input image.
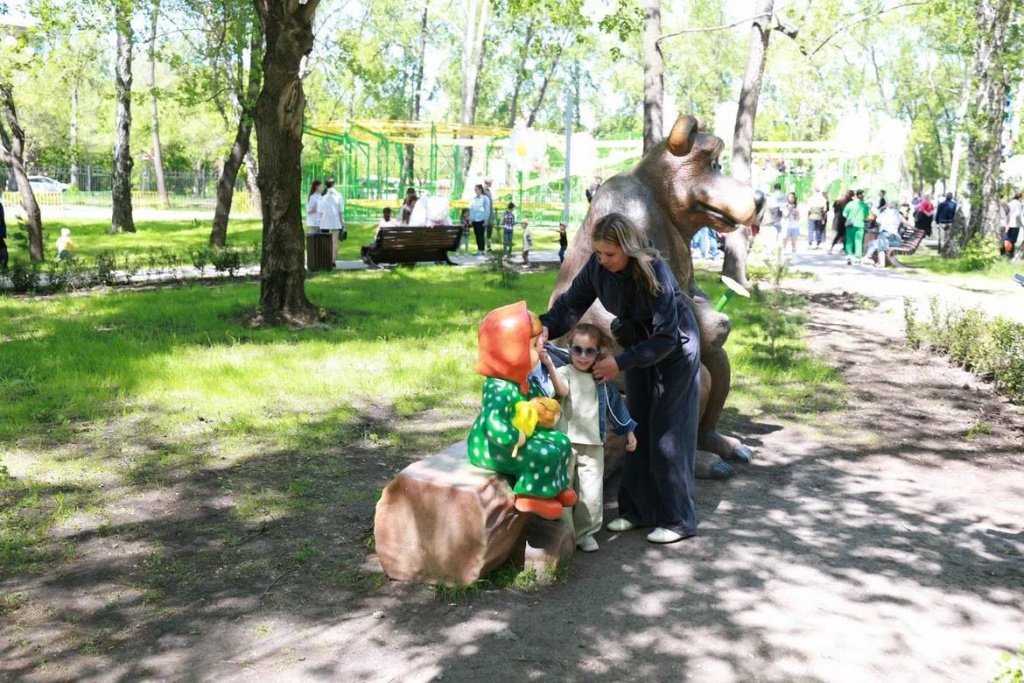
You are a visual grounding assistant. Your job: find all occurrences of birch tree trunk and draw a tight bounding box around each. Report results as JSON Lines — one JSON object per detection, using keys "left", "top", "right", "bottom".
{"left": 0, "top": 85, "right": 43, "bottom": 261}
{"left": 403, "top": 6, "right": 428, "bottom": 189}
{"left": 211, "top": 18, "right": 263, "bottom": 248}
{"left": 148, "top": 0, "right": 169, "bottom": 208}
{"left": 459, "top": 0, "right": 489, "bottom": 178}
{"left": 946, "top": 78, "right": 970, "bottom": 200}
{"left": 69, "top": 83, "right": 79, "bottom": 190}
{"left": 965, "top": 0, "right": 1013, "bottom": 243}
{"left": 526, "top": 34, "right": 566, "bottom": 128}
{"left": 253, "top": 0, "right": 319, "bottom": 325}
{"left": 722, "top": 0, "right": 774, "bottom": 287}
{"left": 111, "top": 1, "right": 137, "bottom": 234}
{"left": 641, "top": 0, "right": 663, "bottom": 153}
{"left": 244, "top": 147, "right": 261, "bottom": 215}
{"left": 507, "top": 21, "right": 535, "bottom": 128}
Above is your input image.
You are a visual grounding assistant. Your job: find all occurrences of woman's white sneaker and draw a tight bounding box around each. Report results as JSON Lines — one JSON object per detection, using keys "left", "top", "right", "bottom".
{"left": 606, "top": 517, "right": 636, "bottom": 532}
{"left": 646, "top": 527, "right": 691, "bottom": 544}
{"left": 576, "top": 536, "right": 599, "bottom": 552}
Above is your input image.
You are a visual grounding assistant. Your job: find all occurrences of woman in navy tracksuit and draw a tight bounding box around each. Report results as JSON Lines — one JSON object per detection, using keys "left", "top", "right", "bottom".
{"left": 540, "top": 212, "right": 700, "bottom": 544}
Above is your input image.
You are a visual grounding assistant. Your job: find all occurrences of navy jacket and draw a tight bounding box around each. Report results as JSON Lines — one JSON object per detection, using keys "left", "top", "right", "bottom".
{"left": 935, "top": 199, "right": 957, "bottom": 224}
{"left": 541, "top": 254, "right": 697, "bottom": 372}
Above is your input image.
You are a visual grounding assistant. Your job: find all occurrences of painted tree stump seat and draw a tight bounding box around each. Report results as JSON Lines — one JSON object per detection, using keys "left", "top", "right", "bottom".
{"left": 374, "top": 442, "right": 531, "bottom": 585}
{"left": 361, "top": 225, "right": 461, "bottom": 267}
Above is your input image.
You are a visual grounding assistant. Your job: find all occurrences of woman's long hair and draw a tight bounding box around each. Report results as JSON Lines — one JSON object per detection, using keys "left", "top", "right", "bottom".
{"left": 308, "top": 180, "right": 322, "bottom": 198}
{"left": 591, "top": 213, "right": 663, "bottom": 296}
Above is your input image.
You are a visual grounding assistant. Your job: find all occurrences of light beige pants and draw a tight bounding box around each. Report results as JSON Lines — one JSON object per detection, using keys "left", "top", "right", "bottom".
{"left": 560, "top": 443, "right": 605, "bottom": 543}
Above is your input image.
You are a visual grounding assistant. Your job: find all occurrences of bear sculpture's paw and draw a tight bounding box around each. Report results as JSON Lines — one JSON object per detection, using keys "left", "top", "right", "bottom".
{"left": 728, "top": 444, "right": 754, "bottom": 464}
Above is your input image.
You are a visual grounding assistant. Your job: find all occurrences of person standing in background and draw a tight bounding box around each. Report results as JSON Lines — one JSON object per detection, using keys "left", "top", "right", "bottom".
{"left": 1005, "top": 192, "right": 1022, "bottom": 258}
{"left": 483, "top": 178, "right": 495, "bottom": 251}
{"left": 305, "top": 180, "right": 323, "bottom": 234}
{"left": 0, "top": 197, "right": 8, "bottom": 270}
{"left": 558, "top": 222, "right": 569, "bottom": 263}
{"left": 806, "top": 188, "right": 828, "bottom": 249}
{"left": 829, "top": 189, "right": 853, "bottom": 255}
{"left": 842, "top": 189, "right": 869, "bottom": 265}
{"left": 935, "top": 192, "right": 957, "bottom": 252}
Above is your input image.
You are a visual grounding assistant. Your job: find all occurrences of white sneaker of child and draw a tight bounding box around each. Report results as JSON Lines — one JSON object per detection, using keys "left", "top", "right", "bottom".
{"left": 646, "top": 527, "right": 692, "bottom": 544}
{"left": 606, "top": 517, "right": 636, "bottom": 532}
{"left": 576, "top": 536, "right": 599, "bottom": 553}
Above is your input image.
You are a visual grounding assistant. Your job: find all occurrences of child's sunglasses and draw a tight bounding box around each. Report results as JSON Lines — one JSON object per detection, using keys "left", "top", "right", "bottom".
{"left": 570, "top": 345, "right": 599, "bottom": 359}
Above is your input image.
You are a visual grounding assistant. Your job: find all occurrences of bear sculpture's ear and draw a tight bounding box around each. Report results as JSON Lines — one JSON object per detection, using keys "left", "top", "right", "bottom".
{"left": 667, "top": 115, "right": 698, "bottom": 157}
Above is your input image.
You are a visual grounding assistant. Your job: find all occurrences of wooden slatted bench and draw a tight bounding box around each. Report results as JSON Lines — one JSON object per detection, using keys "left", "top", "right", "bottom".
{"left": 888, "top": 227, "right": 927, "bottom": 267}
{"left": 362, "top": 225, "right": 462, "bottom": 267}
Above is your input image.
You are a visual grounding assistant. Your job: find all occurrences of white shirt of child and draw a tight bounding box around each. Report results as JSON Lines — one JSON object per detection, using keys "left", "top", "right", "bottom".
{"left": 555, "top": 364, "right": 601, "bottom": 445}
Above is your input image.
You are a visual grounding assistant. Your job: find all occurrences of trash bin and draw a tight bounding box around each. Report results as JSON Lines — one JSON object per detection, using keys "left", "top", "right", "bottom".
{"left": 306, "top": 232, "right": 334, "bottom": 271}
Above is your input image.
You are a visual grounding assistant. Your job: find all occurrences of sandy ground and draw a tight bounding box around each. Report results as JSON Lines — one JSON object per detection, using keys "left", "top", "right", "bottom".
{"left": 3, "top": 263, "right": 1023, "bottom": 682}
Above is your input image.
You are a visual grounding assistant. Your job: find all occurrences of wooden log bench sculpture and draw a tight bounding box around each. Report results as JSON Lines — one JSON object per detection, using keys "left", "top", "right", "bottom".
{"left": 374, "top": 442, "right": 574, "bottom": 585}
{"left": 374, "top": 364, "right": 713, "bottom": 586}
{"left": 361, "top": 225, "right": 462, "bottom": 268}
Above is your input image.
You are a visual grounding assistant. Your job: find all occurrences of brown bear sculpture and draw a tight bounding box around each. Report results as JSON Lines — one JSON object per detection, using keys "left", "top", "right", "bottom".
{"left": 550, "top": 114, "right": 764, "bottom": 480}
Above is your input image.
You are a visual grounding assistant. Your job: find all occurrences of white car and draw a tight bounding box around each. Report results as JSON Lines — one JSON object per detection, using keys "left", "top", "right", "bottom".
{"left": 27, "top": 176, "right": 68, "bottom": 193}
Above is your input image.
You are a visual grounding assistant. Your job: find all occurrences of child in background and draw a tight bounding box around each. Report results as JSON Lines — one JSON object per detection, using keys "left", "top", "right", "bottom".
{"left": 544, "top": 323, "right": 637, "bottom": 552}
{"left": 558, "top": 222, "right": 568, "bottom": 263}
{"left": 783, "top": 192, "right": 800, "bottom": 254}
{"left": 502, "top": 202, "right": 516, "bottom": 258}
{"left": 521, "top": 220, "right": 533, "bottom": 266}
{"left": 55, "top": 228, "right": 75, "bottom": 264}
{"left": 459, "top": 208, "right": 471, "bottom": 255}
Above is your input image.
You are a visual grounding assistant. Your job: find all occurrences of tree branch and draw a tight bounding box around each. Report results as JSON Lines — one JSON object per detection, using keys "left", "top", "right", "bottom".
{"left": 802, "top": 1, "right": 929, "bottom": 58}
{"left": 657, "top": 12, "right": 772, "bottom": 47}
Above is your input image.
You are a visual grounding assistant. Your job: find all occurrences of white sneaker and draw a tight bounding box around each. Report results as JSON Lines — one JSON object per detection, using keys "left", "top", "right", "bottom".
{"left": 576, "top": 536, "right": 599, "bottom": 553}
{"left": 606, "top": 517, "right": 636, "bottom": 532}
{"left": 646, "top": 527, "right": 691, "bottom": 544}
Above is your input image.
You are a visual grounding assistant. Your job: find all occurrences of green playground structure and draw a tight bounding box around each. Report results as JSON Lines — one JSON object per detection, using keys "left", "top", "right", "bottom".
{"left": 301, "top": 120, "right": 642, "bottom": 225}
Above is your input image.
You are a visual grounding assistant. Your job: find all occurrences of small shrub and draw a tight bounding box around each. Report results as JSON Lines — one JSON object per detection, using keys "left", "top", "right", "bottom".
{"left": 190, "top": 246, "right": 212, "bottom": 275}
{"left": 994, "top": 644, "right": 1024, "bottom": 683}
{"left": 121, "top": 252, "right": 140, "bottom": 284}
{"left": 960, "top": 235, "right": 1000, "bottom": 271}
{"left": 95, "top": 251, "right": 118, "bottom": 286}
{"left": 904, "top": 299, "right": 1024, "bottom": 405}
{"left": 8, "top": 259, "right": 40, "bottom": 293}
{"left": 486, "top": 253, "right": 519, "bottom": 288}
{"left": 904, "top": 297, "right": 920, "bottom": 348}
{"left": 211, "top": 247, "right": 243, "bottom": 276}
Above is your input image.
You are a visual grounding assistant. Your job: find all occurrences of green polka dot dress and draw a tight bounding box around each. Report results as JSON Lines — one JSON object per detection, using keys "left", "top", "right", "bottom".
{"left": 467, "top": 377, "right": 573, "bottom": 497}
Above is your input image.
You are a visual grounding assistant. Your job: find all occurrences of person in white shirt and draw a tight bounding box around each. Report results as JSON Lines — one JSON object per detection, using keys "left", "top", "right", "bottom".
{"left": 862, "top": 204, "right": 905, "bottom": 267}
{"left": 362, "top": 208, "right": 398, "bottom": 265}
{"left": 319, "top": 179, "right": 345, "bottom": 259}
{"left": 305, "top": 180, "right": 323, "bottom": 234}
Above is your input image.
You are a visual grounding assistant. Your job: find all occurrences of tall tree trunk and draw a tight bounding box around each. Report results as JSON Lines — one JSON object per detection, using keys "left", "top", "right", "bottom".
{"left": 211, "top": 18, "right": 263, "bottom": 248}
{"left": 641, "top": 0, "right": 663, "bottom": 153}
{"left": 507, "top": 20, "right": 535, "bottom": 128}
{"left": 403, "top": 6, "right": 428, "bottom": 189}
{"left": 244, "top": 147, "right": 261, "bottom": 214}
{"left": 946, "top": 78, "right": 970, "bottom": 199}
{"left": 0, "top": 85, "right": 43, "bottom": 261}
{"left": 965, "top": 0, "right": 1013, "bottom": 244}
{"left": 148, "top": 0, "right": 169, "bottom": 208}
{"left": 459, "top": 0, "right": 489, "bottom": 178}
{"left": 526, "top": 34, "right": 566, "bottom": 128}
{"left": 722, "top": 0, "right": 774, "bottom": 287}
{"left": 112, "top": 1, "right": 137, "bottom": 234}
{"left": 69, "top": 83, "right": 79, "bottom": 190}
{"left": 253, "top": 0, "right": 319, "bottom": 325}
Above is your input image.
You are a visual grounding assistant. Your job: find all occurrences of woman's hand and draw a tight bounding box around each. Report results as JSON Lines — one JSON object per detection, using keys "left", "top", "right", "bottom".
{"left": 592, "top": 356, "right": 620, "bottom": 384}
{"left": 625, "top": 432, "right": 637, "bottom": 452}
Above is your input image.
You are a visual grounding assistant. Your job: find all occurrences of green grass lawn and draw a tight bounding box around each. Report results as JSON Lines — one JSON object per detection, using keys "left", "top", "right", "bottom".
{"left": 5, "top": 218, "right": 571, "bottom": 264}
{"left": 899, "top": 243, "right": 1023, "bottom": 285}
{"left": 0, "top": 265, "right": 842, "bottom": 663}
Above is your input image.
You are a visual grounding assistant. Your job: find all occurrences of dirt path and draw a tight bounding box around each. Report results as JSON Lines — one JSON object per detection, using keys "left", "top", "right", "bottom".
{"left": 4, "top": 284, "right": 1023, "bottom": 682}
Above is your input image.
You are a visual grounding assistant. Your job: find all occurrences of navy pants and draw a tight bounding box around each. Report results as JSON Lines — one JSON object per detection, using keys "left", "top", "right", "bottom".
{"left": 618, "top": 340, "right": 700, "bottom": 535}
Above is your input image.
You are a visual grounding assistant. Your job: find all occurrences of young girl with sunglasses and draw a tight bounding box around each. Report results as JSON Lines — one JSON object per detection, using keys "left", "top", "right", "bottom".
{"left": 545, "top": 323, "right": 637, "bottom": 553}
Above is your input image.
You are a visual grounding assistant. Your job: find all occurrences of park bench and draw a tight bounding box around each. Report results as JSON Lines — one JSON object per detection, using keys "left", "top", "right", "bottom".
{"left": 362, "top": 225, "right": 462, "bottom": 267}
{"left": 888, "top": 226, "right": 928, "bottom": 267}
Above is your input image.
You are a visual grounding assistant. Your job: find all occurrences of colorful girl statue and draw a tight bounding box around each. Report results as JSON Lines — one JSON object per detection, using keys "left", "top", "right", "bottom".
{"left": 468, "top": 301, "right": 576, "bottom": 520}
